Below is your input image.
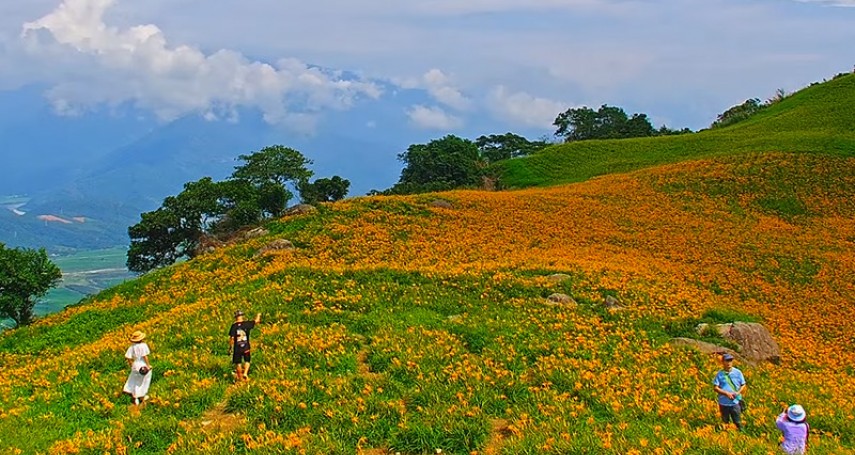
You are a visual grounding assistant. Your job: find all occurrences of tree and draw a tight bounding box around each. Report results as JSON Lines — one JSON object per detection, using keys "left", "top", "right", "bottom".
{"left": 232, "top": 145, "right": 314, "bottom": 187}
{"left": 127, "top": 145, "right": 316, "bottom": 273}
{"left": 127, "top": 206, "right": 187, "bottom": 273}
{"left": 475, "top": 133, "right": 549, "bottom": 163}
{"left": 392, "top": 135, "right": 483, "bottom": 194}
{"left": 553, "top": 104, "right": 657, "bottom": 142}
{"left": 299, "top": 176, "right": 351, "bottom": 204}
{"left": 128, "top": 177, "right": 268, "bottom": 273}
{"left": 0, "top": 243, "right": 62, "bottom": 327}
{"left": 711, "top": 98, "right": 765, "bottom": 129}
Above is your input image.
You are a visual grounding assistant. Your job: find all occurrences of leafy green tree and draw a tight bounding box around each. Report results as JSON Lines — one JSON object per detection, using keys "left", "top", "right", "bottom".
{"left": 232, "top": 145, "right": 314, "bottom": 187}
{"left": 553, "top": 104, "right": 657, "bottom": 142}
{"left": 476, "top": 133, "right": 549, "bottom": 163}
{"left": 299, "top": 176, "right": 351, "bottom": 204}
{"left": 127, "top": 206, "right": 187, "bottom": 273}
{"left": 711, "top": 98, "right": 765, "bottom": 129}
{"left": 392, "top": 135, "right": 483, "bottom": 194}
{"left": 0, "top": 243, "right": 62, "bottom": 327}
{"left": 127, "top": 145, "right": 316, "bottom": 273}
{"left": 657, "top": 125, "right": 694, "bottom": 136}
{"left": 128, "top": 177, "right": 267, "bottom": 273}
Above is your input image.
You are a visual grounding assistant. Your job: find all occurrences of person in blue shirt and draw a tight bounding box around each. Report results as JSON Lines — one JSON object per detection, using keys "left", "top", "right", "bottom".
{"left": 713, "top": 353, "right": 746, "bottom": 430}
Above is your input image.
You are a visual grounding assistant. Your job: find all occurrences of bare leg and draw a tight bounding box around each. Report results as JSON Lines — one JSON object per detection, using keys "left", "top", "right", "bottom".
{"left": 243, "top": 362, "right": 251, "bottom": 380}
{"left": 235, "top": 364, "right": 243, "bottom": 381}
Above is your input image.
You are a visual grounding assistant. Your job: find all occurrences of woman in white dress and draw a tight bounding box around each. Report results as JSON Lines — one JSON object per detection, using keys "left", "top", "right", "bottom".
{"left": 123, "top": 330, "right": 152, "bottom": 406}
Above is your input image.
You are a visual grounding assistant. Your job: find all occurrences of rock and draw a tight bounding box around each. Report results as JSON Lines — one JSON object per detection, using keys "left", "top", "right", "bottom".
{"left": 603, "top": 295, "right": 626, "bottom": 310}
{"left": 429, "top": 199, "right": 453, "bottom": 209}
{"left": 546, "top": 273, "right": 572, "bottom": 283}
{"left": 546, "top": 293, "right": 577, "bottom": 306}
{"left": 693, "top": 322, "right": 781, "bottom": 364}
{"left": 244, "top": 227, "right": 269, "bottom": 239}
{"left": 255, "top": 239, "right": 295, "bottom": 256}
{"left": 720, "top": 322, "right": 781, "bottom": 365}
{"left": 285, "top": 204, "right": 317, "bottom": 216}
{"left": 669, "top": 338, "right": 745, "bottom": 363}
{"left": 193, "top": 236, "right": 224, "bottom": 256}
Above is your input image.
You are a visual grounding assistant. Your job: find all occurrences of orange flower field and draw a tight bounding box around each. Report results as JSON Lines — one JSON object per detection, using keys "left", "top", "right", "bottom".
{"left": 0, "top": 152, "right": 853, "bottom": 454}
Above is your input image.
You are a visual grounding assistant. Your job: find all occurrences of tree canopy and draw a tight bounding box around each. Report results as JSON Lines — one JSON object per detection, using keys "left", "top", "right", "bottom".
{"left": 711, "top": 98, "right": 766, "bottom": 129}
{"left": 233, "top": 145, "right": 314, "bottom": 187}
{"left": 476, "top": 133, "right": 549, "bottom": 163}
{"left": 128, "top": 145, "right": 320, "bottom": 273}
{"left": 389, "top": 135, "right": 483, "bottom": 194}
{"left": 0, "top": 243, "right": 62, "bottom": 327}
{"left": 553, "top": 104, "right": 658, "bottom": 142}
{"left": 300, "top": 176, "right": 351, "bottom": 204}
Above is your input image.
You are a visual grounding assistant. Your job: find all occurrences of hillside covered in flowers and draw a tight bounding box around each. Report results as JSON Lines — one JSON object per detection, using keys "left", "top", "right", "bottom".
{"left": 1, "top": 77, "right": 854, "bottom": 455}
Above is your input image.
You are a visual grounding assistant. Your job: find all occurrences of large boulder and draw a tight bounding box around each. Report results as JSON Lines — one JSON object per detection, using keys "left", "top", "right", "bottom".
{"left": 696, "top": 322, "right": 781, "bottom": 364}
{"left": 546, "top": 293, "right": 576, "bottom": 306}
{"left": 603, "top": 295, "right": 626, "bottom": 310}
{"left": 255, "top": 239, "right": 295, "bottom": 257}
{"left": 429, "top": 199, "right": 453, "bottom": 209}
{"left": 243, "top": 227, "right": 269, "bottom": 239}
{"left": 546, "top": 273, "right": 572, "bottom": 283}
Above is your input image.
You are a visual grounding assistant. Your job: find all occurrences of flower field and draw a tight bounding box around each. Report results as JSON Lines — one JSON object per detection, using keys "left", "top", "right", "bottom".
{"left": 0, "top": 152, "right": 853, "bottom": 454}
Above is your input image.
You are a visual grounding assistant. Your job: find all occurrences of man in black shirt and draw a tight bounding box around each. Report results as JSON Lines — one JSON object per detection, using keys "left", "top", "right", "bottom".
{"left": 228, "top": 310, "right": 261, "bottom": 381}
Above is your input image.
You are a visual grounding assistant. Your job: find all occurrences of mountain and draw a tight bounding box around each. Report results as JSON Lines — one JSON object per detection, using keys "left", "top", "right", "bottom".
{"left": 0, "top": 73, "right": 853, "bottom": 452}
{"left": 0, "top": 82, "right": 527, "bottom": 252}
{"left": 0, "top": 86, "right": 156, "bottom": 195}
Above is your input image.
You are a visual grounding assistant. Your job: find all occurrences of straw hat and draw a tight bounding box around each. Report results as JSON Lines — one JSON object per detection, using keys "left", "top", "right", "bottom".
{"left": 787, "top": 404, "right": 806, "bottom": 422}
{"left": 130, "top": 331, "right": 146, "bottom": 342}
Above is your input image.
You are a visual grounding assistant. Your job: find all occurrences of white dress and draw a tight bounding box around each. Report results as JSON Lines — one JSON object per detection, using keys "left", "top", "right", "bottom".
{"left": 122, "top": 342, "right": 151, "bottom": 398}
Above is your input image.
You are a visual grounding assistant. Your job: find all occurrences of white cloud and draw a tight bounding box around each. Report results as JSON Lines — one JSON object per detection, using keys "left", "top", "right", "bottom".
{"left": 398, "top": 68, "right": 471, "bottom": 111}
{"left": 406, "top": 105, "right": 463, "bottom": 130}
{"left": 16, "top": 0, "right": 381, "bottom": 130}
{"left": 487, "top": 86, "right": 568, "bottom": 129}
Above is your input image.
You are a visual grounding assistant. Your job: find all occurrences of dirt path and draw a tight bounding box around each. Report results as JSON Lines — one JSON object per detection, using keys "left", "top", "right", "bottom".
{"left": 482, "top": 418, "right": 512, "bottom": 455}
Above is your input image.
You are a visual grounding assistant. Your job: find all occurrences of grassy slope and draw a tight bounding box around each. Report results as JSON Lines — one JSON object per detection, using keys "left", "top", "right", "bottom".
{"left": 0, "top": 153, "right": 853, "bottom": 454}
{"left": 495, "top": 73, "right": 855, "bottom": 188}
{"left": 0, "top": 76, "right": 854, "bottom": 454}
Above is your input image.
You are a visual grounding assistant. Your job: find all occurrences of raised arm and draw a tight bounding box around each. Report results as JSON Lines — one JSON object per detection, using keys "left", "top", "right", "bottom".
{"left": 255, "top": 313, "right": 262, "bottom": 324}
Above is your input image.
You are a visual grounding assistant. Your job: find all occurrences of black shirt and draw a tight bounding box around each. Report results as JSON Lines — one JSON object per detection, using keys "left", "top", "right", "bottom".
{"left": 229, "top": 321, "right": 256, "bottom": 350}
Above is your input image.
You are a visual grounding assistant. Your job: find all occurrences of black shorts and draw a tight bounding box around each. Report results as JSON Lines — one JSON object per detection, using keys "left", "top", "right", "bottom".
{"left": 232, "top": 347, "right": 251, "bottom": 364}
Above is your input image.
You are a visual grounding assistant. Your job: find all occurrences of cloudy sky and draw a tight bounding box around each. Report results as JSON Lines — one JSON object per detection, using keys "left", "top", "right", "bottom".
{"left": 0, "top": 0, "right": 853, "bottom": 133}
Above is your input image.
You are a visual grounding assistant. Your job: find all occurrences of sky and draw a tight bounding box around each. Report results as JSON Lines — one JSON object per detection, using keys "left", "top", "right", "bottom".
{"left": 0, "top": 0, "right": 854, "bottom": 134}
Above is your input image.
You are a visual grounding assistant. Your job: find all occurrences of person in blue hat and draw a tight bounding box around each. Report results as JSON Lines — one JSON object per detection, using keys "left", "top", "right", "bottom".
{"left": 776, "top": 404, "right": 810, "bottom": 454}
{"left": 712, "top": 353, "right": 746, "bottom": 430}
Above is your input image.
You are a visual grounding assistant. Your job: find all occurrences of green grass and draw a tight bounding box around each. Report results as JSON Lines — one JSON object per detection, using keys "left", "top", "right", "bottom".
{"left": 495, "top": 73, "right": 855, "bottom": 189}
{"left": 35, "top": 247, "right": 135, "bottom": 316}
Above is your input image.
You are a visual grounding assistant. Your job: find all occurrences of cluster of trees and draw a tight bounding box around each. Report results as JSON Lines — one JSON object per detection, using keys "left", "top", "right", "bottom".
{"left": 553, "top": 104, "right": 691, "bottom": 142}
{"left": 384, "top": 133, "right": 550, "bottom": 195}
{"left": 710, "top": 89, "right": 789, "bottom": 129}
{"left": 0, "top": 243, "right": 61, "bottom": 327}
{"left": 127, "top": 145, "right": 350, "bottom": 274}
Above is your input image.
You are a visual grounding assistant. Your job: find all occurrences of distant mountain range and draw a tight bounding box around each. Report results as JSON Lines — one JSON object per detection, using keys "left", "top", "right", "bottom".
{"left": 0, "top": 82, "right": 541, "bottom": 252}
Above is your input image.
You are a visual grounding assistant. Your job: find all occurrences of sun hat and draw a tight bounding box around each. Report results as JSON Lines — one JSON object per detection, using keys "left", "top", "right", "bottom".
{"left": 130, "top": 331, "right": 146, "bottom": 342}
{"left": 234, "top": 310, "right": 245, "bottom": 318}
{"left": 722, "top": 353, "right": 734, "bottom": 361}
{"left": 787, "top": 404, "right": 806, "bottom": 422}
